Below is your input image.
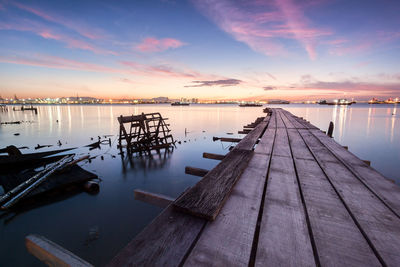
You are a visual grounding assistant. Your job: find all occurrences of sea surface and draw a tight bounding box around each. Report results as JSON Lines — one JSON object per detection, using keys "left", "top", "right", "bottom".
{"left": 0, "top": 103, "right": 399, "bottom": 266}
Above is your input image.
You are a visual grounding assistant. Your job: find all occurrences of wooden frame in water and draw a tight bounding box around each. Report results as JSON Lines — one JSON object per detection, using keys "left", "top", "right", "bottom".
{"left": 117, "top": 112, "right": 174, "bottom": 154}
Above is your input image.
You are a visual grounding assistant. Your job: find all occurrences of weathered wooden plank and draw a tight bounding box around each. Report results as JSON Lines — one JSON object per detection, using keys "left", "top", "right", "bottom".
{"left": 202, "top": 152, "right": 225, "bottom": 160}
{"left": 277, "top": 108, "right": 295, "bottom": 128}
{"left": 134, "top": 189, "right": 174, "bottom": 208}
{"left": 184, "top": 153, "right": 271, "bottom": 266}
{"left": 174, "top": 149, "right": 253, "bottom": 220}
{"left": 281, "top": 110, "right": 305, "bottom": 129}
{"left": 310, "top": 129, "right": 400, "bottom": 218}
{"left": 298, "top": 129, "right": 400, "bottom": 266}
{"left": 185, "top": 166, "right": 209, "bottom": 177}
{"left": 235, "top": 120, "right": 268, "bottom": 151}
{"left": 272, "top": 128, "right": 291, "bottom": 158}
{"left": 26, "top": 234, "right": 93, "bottom": 267}
{"left": 108, "top": 205, "right": 205, "bottom": 267}
{"left": 276, "top": 109, "right": 286, "bottom": 128}
{"left": 287, "top": 128, "right": 381, "bottom": 266}
{"left": 255, "top": 154, "right": 315, "bottom": 267}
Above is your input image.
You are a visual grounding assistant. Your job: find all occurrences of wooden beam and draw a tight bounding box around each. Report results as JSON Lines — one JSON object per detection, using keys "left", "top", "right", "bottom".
{"left": 134, "top": 189, "right": 174, "bottom": 208}
{"left": 363, "top": 160, "right": 371, "bottom": 166}
{"left": 202, "top": 152, "right": 225, "bottom": 160}
{"left": 174, "top": 149, "right": 253, "bottom": 220}
{"left": 238, "top": 130, "right": 251, "bottom": 134}
{"left": 25, "top": 234, "right": 93, "bottom": 267}
{"left": 212, "top": 137, "right": 242, "bottom": 143}
{"left": 327, "top": 121, "right": 334, "bottom": 137}
{"left": 185, "top": 166, "right": 208, "bottom": 177}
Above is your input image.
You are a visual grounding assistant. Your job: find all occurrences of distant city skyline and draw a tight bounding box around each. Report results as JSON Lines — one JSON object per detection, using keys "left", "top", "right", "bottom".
{"left": 1, "top": 0, "right": 400, "bottom": 101}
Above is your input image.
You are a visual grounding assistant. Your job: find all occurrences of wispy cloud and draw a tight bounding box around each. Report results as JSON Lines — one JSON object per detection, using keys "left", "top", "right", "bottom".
{"left": 135, "top": 37, "right": 186, "bottom": 52}
{"left": 12, "top": 2, "right": 106, "bottom": 40}
{"left": 185, "top": 79, "right": 241, "bottom": 87}
{"left": 0, "top": 18, "right": 115, "bottom": 55}
{"left": 0, "top": 54, "right": 122, "bottom": 73}
{"left": 192, "top": 0, "right": 332, "bottom": 59}
{"left": 263, "top": 86, "right": 276, "bottom": 90}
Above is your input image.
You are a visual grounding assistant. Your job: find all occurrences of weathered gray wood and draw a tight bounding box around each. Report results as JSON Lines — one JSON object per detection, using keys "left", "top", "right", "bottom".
{"left": 108, "top": 205, "right": 205, "bottom": 266}
{"left": 272, "top": 127, "right": 291, "bottom": 158}
{"left": 298, "top": 128, "right": 400, "bottom": 266}
{"left": 134, "top": 189, "right": 174, "bottom": 208}
{"left": 277, "top": 108, "right": 295, "bottom": 128}
{"left": 235, "top": 120, "right": 268, "bottom": 151}
{"left": 287, "top": 128, "right": 381, "bottom": 266}
{"left": 202, "top": 152, "right": 225, "bottom": 160}
{"left": 281, "top": 110, "right": 305, "bottom": 129}
{"left": 185, "top": 166, "right": 209, "bottom": 177}
{"left": 26, "top": 234, "right": 93, "bottom": 267}
{"left": 184, "top": 153, "right": 271, "bottom": 266}
{"left": 174, "top": 149, "right": 253, "bottom": 220}
{"left": 255, "top": 154, "right": 315, "bottom": 267}
{"left": 238, "top": 130, "right": 251, "bottom": 134}
{"left": 310, "top": 129, "right": 400, "bottom": 218}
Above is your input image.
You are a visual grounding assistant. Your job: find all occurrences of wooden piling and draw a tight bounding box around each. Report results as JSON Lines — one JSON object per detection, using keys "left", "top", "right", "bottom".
{"left": 185, "top": 166, "right": 208, "bottom": 177}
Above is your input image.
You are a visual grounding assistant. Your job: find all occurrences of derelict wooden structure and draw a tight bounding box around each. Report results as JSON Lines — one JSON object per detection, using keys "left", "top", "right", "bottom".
{"left": 110, "top": 108, "right": 400, "bottom": 267}
{"left": 117, "top": 112, "right": 174, "bottom": 154}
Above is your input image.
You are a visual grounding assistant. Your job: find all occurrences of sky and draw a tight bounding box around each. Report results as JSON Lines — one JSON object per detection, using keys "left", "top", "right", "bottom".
{"left": 0, "top": 0, "right": 400, "bottom": 101}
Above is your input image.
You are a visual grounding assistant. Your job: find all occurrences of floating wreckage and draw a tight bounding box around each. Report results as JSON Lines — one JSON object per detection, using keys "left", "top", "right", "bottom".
{"left": 117, "top": 112, "right": 175, "bottom": 154}
{"left": 0, "top": 146, "right": 98, "bottom": 210}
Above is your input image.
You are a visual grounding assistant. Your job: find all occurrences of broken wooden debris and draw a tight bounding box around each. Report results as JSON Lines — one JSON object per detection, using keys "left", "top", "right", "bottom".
{"left": 25, "top": 234, "right": 93, "bottom": 267}
{"left": 185, "top": 166, "right": 209, "bottom": 177}
{"left": 134, "top": 189, "right": 174, "bottom": 208}
{"left": 118, "top": 112, "right": 174, "bottom": 154}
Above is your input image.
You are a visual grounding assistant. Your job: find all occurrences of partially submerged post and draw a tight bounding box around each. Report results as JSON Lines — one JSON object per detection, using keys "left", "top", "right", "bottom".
{"left": 118, "top": 112, "right": 174, "bottom": 154}
{"left": 327, "top": 121, "right": 334, "bottom": 137}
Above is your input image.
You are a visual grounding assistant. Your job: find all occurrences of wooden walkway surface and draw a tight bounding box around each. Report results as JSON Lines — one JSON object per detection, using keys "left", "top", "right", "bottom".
{"left": 109, "top": 108, "right": 400, "bottom": 267}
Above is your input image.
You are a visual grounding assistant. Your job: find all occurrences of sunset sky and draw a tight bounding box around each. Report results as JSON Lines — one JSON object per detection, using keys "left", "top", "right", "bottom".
{"left": 0, "top": 0, "right": 399, "bottom": 100}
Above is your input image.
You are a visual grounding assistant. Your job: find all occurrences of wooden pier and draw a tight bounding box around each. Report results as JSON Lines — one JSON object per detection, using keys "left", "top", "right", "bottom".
{"left": 108, "top": 108, "right": 399, "bottom": 266}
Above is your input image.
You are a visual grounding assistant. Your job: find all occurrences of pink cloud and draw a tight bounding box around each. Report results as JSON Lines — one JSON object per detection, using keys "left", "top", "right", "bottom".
{"left": 135, "top": 37, "right": 186, "bottom": 52}
{"left": 0, "top": 18, "right": 116, "bottom": 55}
{"left": 12, "top": 2, "right": 105, "bottom": 40}
{"left": 192, "top": 0, "right": 332, "bottom": 59}
{"left": 0, "top": 54, "right": 122, "bottom": 73}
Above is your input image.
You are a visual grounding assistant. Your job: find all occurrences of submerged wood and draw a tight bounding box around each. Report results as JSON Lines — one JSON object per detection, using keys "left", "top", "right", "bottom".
{"left": 26, "top": 234, "right": 93, "bottom": 267}
{"left": 1, "top": 155, "right": 74, "bottom": 210}
{"left": 212, "top": 137, "right": 242, "bottom": 142}
{"left": 134, "top": 189, "right": 174, "bottom": 208}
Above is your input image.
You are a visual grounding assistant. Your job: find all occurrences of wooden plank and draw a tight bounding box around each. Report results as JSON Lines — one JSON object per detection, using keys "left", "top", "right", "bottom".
{"left": 185, "top": 166, "right": 209, "bottom": 177}
{"left": 277, "top": 109, "right": 295, "bottom": 128}
{"left": 108, "top": 205, "right": 205, "bottom": 266}
{"left": 281, "top": 110, "right": 306, "bottom": 129}
{"left": 202, "top": 152, "right": 225, "bottom": 160}
{"left": 287, "top": 128, "right": 381, "bottom": 266}
{"left": 134, "top": 189, "right": 174, "bottom": 208}
{"left": 275, "top": 109, "right": 286, "bottom": 128}
{"left": 272, "top": 128, "right": 291, "bottom": 158}
{"left": 213, "top": 137, "right": 242, "bottom": 143}
{"left": 234, "top": 120, "right": 268, "bottom": 151}
{"left": 174, "top": 149, "right": 253, "bottom": 220}
{"left": 26, "top": 234, "right": 93, "bottom": 267}
{"left": 184, "top": 153, "right": 271, "bottom": 266}
{"left": 255, "top": 154, "right": 315, "bottom": 267}
{"left": 310, "top": 129, "right": 400, "bottom": 218}
{"left": 298, "top": 129, "right": 400, "bottom": 266}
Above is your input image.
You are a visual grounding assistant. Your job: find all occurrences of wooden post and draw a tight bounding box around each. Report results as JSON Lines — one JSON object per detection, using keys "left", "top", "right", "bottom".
{"left": 327, "top": 121, "right": 334, "bottom": 137}
{"left": 25, "top": 234, "right": 93, "bottom": 266}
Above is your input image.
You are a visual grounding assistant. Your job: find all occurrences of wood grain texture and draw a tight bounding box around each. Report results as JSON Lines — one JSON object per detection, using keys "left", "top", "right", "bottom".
{"left": 255, "top": 122, "right": 315, "bottom": 267}
{"left": 134, "top": 189, "right": 174, "bottom": 208}
{"left": 184, "top": 153, "right": 271, "bottom": 266}
{"left": 107, "top": 205, "right": 205, "bottom": 267}
{"left": 174, "top": 149, "right": 253, "bottom": 220}
{"left": 287, "top": 127, "right": 380, "bottom": 266}
{"left": 298, "top": 128, "right": 400, "bottom": 266}
{"left": 311, "top": 129, "right": 400, "bottom": 218}
{"left": 234, "top": 120, "right": 268, "bottom": 151}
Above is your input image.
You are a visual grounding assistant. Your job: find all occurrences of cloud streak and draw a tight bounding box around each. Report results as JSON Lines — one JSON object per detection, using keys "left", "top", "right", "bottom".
{"left": 185, "top": 79, "right": 241, "bottom": 87}
{"left": 136, "top": 37, "right": 186, "bottom": 52}
{"left": 192, "top": 0, "right": 332, "bottom": 59}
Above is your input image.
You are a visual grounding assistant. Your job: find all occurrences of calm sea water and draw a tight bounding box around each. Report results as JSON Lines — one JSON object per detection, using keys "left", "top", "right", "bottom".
{"left": 0, "top": 103, "right": 399, "bottom": 266}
